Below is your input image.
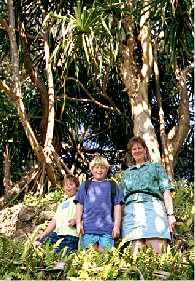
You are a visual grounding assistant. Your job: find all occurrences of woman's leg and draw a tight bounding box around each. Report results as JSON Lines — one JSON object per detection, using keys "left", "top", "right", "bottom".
{"left": 146, "top": 238, "right": 167, "bottom": 254}
{"left": 130, "top": 239, "right": 145, "bottom": 254}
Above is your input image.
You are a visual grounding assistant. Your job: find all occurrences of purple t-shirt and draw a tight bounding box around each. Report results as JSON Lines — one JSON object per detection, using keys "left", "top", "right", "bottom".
{"left": 74, "top": 180, "right": 125, "bottom": 235}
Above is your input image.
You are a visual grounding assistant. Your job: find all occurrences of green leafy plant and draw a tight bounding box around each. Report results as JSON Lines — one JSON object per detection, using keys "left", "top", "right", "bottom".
{"left": 0, "top": 180, "right": 194, "bottom": 280}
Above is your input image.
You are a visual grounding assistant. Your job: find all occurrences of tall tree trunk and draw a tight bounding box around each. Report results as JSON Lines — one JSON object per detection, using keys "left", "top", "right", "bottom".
{"left": 120, "top": 0, "right": 161, "bottom": 163}
{"left": 4, "top": 0, "right": 45, "bottom": 162}
{"left": 120, "top": 0, "right": 192, "bottom": 178}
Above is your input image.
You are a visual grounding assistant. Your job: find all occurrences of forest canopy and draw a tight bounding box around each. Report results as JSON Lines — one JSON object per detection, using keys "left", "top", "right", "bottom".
{"left": 0, "top": 0, "right": 194, "bottom": 200}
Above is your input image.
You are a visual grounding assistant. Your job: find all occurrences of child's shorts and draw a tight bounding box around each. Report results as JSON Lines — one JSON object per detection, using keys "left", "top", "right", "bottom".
{"left": 81, "top": 233, "right": 114, "bottom": 250}
{"left": 41, "top": 232, "right": 79, "bottom": 255}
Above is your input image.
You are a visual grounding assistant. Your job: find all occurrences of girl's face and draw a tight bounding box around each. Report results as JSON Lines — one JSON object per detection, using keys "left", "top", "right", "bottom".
{"left": 91, "top": 165, "right": 108, "bottom": 181}
{"left": 131, "top": 142, "right": 146, "bottom": 164}
{"left": 63, "top": 179, "right": 78, "bottom": 198}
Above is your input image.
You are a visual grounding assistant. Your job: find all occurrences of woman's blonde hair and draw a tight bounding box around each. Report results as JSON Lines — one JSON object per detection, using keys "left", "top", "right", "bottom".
{"left": 89, "top": 155, "right": 110, "bottom": 171}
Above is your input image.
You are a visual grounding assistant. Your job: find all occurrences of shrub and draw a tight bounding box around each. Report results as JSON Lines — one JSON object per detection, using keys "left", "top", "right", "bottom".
{"left": 0, "top": 180, "right": 194, "bottom": 280}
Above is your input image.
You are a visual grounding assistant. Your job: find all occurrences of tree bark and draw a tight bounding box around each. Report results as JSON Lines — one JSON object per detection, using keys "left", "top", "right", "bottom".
{"left": 18, "top": 19, "right": 49, "bottom": 144}
{"left": 166, "top": 63, "right": 193, "bottom": 173}
{"left": 0, "top": 0, "right": 71, "bottom": 196}
{"left": 120, "top": 0, "right": 161, "bottom": 163}
{"left": 3, "top": 144, "right": 11, "bottom": 193}
{"left": 120, "top": 0, "right": 192, "bottom": 179}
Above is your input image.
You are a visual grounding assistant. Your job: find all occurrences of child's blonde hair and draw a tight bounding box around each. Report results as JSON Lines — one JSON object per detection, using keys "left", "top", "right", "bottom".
{"left": 89, "top": 155, "right": 110, "bottom": 171}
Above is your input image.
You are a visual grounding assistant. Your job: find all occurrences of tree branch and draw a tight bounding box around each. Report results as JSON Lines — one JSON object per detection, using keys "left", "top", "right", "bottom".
{"left": 167, "top": 61, "right": 194, "bottom": 167}
{"left": 0, "top": 17, "right": 9, "bottom": 31}
{"left": 65, "top": 77, "right": 131, "bottom": 125}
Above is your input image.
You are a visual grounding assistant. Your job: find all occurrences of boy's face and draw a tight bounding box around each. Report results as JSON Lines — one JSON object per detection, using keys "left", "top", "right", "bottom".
{"left": 63, "top": 179, "right": 78, "bottom": 197}
{"left": 91, "top": 165, "right": 108, "bottom": 181}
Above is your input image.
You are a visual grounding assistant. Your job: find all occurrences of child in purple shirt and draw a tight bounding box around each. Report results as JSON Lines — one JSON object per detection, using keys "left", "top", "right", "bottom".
{"left": 74, "top": 155, "right": 124, "bottom": 252}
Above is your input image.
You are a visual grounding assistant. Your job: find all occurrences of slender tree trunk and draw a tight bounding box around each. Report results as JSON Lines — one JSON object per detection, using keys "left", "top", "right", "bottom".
{"left": 6, "top": 0, "right": 44, "bottom": 161}
{"left": 3, "top": 144, "right": 11, "bottom": 193}
{"left": 43, "top": 27, "right": 55, "bottom": 149}
{"left": 18, "top": 18, "right": 49, "bottom": 144}
{"left": 166, "top": 63, "right": 193, "bottom": 172}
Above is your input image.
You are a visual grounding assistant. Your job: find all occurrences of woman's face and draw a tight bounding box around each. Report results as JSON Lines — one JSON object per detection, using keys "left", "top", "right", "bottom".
{"left": 131, "top": 142, "right": 146, "bottom": 164}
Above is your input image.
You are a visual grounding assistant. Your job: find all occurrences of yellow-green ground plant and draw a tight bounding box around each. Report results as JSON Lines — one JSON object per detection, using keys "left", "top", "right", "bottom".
{"left": 0, "top": 180, "right": 194, "bottom": 280}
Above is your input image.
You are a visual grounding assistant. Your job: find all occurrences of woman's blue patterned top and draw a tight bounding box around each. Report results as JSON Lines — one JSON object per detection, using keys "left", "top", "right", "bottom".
{"left": 121, "top": 161, "right": 174, "bottom": 204}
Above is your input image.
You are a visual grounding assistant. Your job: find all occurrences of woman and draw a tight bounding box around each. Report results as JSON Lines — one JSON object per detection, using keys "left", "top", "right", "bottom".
{"left": 121, "top": 136, "right": 176, "bottom": 254}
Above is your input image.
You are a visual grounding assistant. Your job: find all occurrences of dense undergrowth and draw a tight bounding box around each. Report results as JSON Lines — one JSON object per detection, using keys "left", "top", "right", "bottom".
{"left": 0, "top": 180, "right": 194, "bottom": 280}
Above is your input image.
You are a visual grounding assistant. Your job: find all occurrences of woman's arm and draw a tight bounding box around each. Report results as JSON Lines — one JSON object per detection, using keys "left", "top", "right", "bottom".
{"left": 163, "top": 190, "right": 176, "bottom": 232}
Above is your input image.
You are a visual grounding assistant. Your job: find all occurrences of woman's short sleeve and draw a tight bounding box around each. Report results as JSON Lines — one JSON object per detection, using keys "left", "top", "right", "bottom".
{"left": 114, "top": 186, "right": 125, "bottom": 206}
{"left": 155, "top": 162, "right": 174, "bottom": 193}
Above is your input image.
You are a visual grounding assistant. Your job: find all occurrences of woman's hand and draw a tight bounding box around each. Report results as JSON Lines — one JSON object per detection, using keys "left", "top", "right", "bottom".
{"left": 163, "top": 190, "right": 176, "bottom": 232}
{"left": 112, "top": 225, "right": 120, "bottom": 238}
{"left": 167, "top": 215, "right": 176, "bottom": 232}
